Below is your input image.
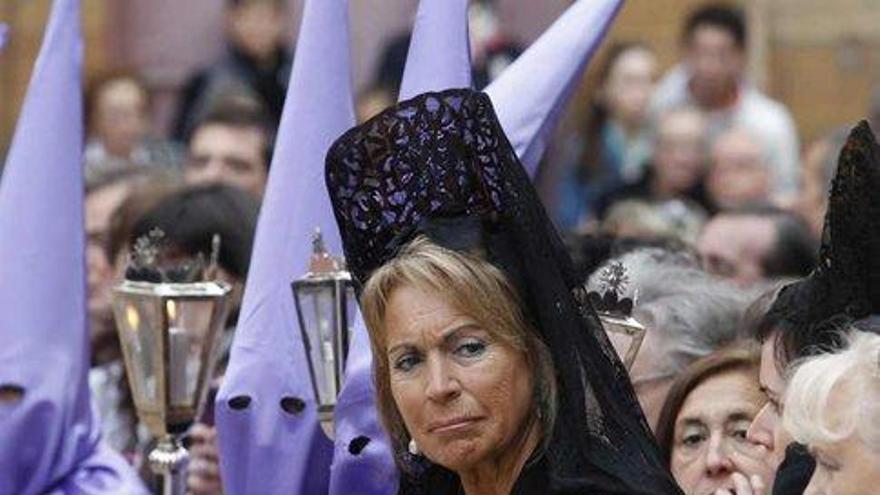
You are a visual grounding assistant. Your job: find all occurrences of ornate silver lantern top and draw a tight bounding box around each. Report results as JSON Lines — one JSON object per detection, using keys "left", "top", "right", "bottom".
{"left": 587, "top": 261, "right": 647, "bottom": 370}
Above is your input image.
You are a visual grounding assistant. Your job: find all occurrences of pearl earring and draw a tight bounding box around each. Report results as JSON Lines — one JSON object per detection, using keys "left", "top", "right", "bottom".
{"left": 408, "top": 438, "right": 420, "bottom": 456}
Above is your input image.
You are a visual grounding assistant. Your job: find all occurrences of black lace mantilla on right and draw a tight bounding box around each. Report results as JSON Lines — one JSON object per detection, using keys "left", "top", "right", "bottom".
{"left": 326, "top": 89, "right": 682, "bottom": 494}
{"left": 767, "top": 121, "right": 880, "bottom": 357}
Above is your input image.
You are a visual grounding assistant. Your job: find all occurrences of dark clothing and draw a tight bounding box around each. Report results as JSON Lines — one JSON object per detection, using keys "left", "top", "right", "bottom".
{"left": 403, "top": 455, "right": 551, "bottom": 495}
{"left": 173, "top": 45, "right": 292, "bottom": 141}
{"left": 773, "top": 443, "right": 815, "bottom": 495}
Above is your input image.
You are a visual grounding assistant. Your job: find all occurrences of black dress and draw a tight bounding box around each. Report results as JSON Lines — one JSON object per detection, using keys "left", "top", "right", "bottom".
{"left": 403, "top": 454, "right": 551, "bottom": 495}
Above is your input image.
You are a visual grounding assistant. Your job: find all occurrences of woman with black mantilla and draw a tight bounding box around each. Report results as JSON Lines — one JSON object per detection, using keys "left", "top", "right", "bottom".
{"left": 325, "top": 88, "right": 684, "bottom": 495}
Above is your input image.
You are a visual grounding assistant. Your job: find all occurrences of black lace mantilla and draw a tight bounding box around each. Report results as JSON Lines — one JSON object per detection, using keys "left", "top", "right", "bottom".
{"left": 325, "top": 89, "right": 682, "bottom": 494}
{"left": 768, "top": 121, "right": 880, "bottom": 358}
{"left": 326, "top": 90, "right": 508, "bottom": 287}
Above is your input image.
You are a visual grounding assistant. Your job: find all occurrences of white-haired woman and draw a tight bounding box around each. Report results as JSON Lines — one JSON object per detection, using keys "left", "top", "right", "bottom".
{"left": 783, "top": 328, "right": 880, "bottom": 495}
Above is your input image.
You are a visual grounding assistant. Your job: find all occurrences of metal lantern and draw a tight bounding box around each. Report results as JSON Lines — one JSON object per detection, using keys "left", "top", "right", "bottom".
{"left": 587, "top": 261, "right": 647, "bottom": 370}
{"left": 594, "top": 307, "right": 646, "bottom": 370}
{"left": 291, "top": 229, "right": 356, "bottom": 438}
{"left": 111, "top": 231, "right": 231, "bottom": 495}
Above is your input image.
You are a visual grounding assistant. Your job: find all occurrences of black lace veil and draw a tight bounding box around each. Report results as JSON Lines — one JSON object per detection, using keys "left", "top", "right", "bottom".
{"left": 764, "top": 121, "right": 880, "bottom": 361}
{"left": 325, "top": 89, "right": 682, "bottom": 494}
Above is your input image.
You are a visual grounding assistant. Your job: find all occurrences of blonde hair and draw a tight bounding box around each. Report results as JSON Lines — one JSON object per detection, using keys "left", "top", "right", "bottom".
{"left": 783, "top": 330, "right": 880, "bottom": 450}
{"left": 360, "top": 236, "right": 557, "bottom": 467}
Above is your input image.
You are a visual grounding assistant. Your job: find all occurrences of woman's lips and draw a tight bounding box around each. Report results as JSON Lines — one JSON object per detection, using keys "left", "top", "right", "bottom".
{"left": 427, "top": 416, "right": 485, "bottom": 434}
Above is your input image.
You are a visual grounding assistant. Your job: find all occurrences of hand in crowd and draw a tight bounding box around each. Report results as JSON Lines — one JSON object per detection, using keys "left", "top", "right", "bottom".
{"left": 186, "top": 423, "right": 223, "bottom": 495}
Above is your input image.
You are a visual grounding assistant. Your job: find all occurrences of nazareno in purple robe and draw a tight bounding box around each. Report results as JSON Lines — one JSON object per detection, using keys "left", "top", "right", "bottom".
{"left": 0, "top": 0, "right": 147, "bottom": 493}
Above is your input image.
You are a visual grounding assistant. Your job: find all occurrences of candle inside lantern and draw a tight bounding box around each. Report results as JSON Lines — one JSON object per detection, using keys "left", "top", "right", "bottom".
{"left": 166, "top": 300, "right": 190, "bottom": 406}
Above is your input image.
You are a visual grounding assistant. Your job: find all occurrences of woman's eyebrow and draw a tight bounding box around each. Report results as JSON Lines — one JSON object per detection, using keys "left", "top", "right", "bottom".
{"left": 440, "top": 323, "right": 481, "bottom": 345}
{"left": 387, "top": 342, "right": 415, "bottom": 357}
{"left": 725, "top": 411, "right": 754, "bottom": 423}
{"left": 386, "top": 322, "right": 483, "bottom": 356}
{"left": 677, "top": 418, "right": 706, "bottom": 428}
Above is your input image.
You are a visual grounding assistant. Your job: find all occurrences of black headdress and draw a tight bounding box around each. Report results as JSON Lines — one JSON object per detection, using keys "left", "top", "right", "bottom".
{"left": 764, "top": 121, "right": 880, "bottom": 361}
{"left": 325, "top": 89, "right": 681, "bottom": 494}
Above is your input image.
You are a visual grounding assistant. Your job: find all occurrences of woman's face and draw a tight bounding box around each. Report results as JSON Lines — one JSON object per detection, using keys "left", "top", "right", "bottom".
{"left": 806, "top": 437, "right": 880, "bottom": 495}
{"left": 671, "top": 369, "right": 773, "bottom": 495}
{"left": 602, "top": 47, "right": 658, "bottom": 127}
{"left": 383, "top": 284, "right": 536, "bottom": 473}
{"left": 803, "top": 387, "right": 880, "bottom": 495}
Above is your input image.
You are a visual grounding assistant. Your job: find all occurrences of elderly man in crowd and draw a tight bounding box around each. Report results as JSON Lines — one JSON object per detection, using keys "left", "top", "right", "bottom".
{"left": 706, "top": 127, "right": 773, "bottom": 210}
{"left": 697, "top": 206, "right": 815, "bottom": 287}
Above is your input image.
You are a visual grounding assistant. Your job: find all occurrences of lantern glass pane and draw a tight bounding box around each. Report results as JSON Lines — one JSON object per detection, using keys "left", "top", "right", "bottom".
{"left": 599, "top": 317, "right": 646, "bottom": 371}
{"left": 114, "top": 296, "right": 161, "bottom": 408}
{"left": 165, "top": 298, "right": 217, "bottom": 408}
{"left": 297, "top": 283, "right": 338, "bottom": 408}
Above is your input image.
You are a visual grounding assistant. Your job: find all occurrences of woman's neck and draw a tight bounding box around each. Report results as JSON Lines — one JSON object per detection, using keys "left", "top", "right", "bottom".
{"left": 458, "top": 418, "right": 541, "bottom": 495}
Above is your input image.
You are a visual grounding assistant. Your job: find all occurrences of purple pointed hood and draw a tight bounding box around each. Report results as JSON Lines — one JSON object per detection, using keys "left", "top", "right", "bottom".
{"left": 486, "top": 0, "right": 624, "bottom": 177}
{"left": 214, "top": 0, "right": 358, "bottom": 493}
{"left": 398, "top": 0, "right": 472, "bottom": 101}
{"left": 0, "top": 1, "right": 145, "bottom": 493}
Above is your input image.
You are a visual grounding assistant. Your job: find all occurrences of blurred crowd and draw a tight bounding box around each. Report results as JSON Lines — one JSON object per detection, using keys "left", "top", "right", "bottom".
{"left": 22, "top": 0, "right": 876, "bottom": 494}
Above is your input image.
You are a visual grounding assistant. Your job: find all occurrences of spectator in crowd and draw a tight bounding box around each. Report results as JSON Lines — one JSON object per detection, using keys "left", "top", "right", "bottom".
{"left": 86, "top": 164, "right": 181, "bottom": 459}
{"left": 697, "top": 205, "right": 815, "bottom": 287}
{"left": 130, "top": 184, "right": 259, "bottom": 315}
{"left": 184, "top": 94, "right": 275, "bottom": 197}
{"left": 597, "top": 106, "right": 712, "bottom": 219}
{"left": 783, "top": 328, "right": 880, "bottom": 495}
{"left": 556, "top": 42, "right": 658, "bottom": 231}
{"left": 656, "top": 346, "right": 776, "bottom": 495}
{"left": 706, "top": 127, "right": 772, "bottom": 210}
{"left": 127, "top": 184, "right": 260, "bottom": 494}
{"left": 84, "top": 70, "right": 183, "bottom": 171}
{"left": 650, "top": 3, "right": 800, "bottom": 198}
{"left": 173, "top": 0, "right": 292, "bottom": 141}
{"left": 587, "top": 248, "right": 755, "bottom": 428}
